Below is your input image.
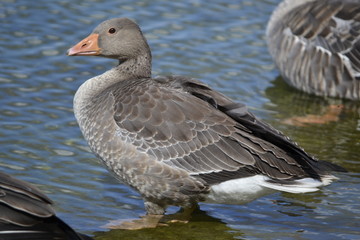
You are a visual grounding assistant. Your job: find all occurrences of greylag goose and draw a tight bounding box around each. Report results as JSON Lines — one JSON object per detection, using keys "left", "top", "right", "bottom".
{"left": 0, "top": 171, "right": 92, "bottom": 240}
{"left": 266, "top": 0, "right": 360, "bottom": 100}
{"left": 67, "top": 18, "right": 345, "bottom": 224}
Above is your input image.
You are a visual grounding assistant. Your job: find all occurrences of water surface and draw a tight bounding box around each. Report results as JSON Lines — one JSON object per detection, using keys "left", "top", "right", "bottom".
{"left": 1, "top": 0, "right": 359, "bottom": 239}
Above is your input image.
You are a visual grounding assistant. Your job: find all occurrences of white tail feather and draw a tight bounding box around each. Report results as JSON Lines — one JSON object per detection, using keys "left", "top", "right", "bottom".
{"left": 259, "top": 175, "right": 338, "bottom": 194}
{"left": 205, "top": 175, "right": 338, "bottom": 204}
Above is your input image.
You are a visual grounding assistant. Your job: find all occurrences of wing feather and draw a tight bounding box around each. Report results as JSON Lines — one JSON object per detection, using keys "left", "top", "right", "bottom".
{"left": 111, "top": 76, "right": 326, "bottom": 185}
{"left": 267, "top": 0, "right": 360, "bottom": 99}
{"left": 0, "top": 172, "right": 55, "bottom": 226}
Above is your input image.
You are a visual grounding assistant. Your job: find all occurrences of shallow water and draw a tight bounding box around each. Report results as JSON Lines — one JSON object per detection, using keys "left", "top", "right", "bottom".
{"left": 1, "top": 0, "right": 359, "bottom": 239}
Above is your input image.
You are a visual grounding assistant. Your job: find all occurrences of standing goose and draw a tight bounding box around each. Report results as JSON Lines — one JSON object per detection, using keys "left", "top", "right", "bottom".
{"left": 67, "top": 18, "right": 345, "bottom": 226}
{"left": 266, "top": 0, "right": 360, "bottom": 100}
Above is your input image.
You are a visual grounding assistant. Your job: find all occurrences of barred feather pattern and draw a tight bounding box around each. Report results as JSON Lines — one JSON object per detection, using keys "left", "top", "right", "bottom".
{"left": 267, "top": 0, "right": 360, "bottom": 100}
{"left": 75, "top": 74, "right": 334, "bottom": 213}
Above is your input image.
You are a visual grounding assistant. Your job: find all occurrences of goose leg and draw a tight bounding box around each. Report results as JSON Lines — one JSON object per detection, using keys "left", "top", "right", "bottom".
{"left": 161, "top": 204, "right": 199, "bottom": 224}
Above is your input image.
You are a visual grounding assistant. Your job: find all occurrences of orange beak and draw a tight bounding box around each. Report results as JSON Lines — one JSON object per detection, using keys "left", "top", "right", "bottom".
{"left": 67, "top": 33, "right": 101, "bottom": 56}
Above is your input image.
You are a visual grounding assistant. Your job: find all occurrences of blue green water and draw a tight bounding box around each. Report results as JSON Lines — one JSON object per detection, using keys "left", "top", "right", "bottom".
{"left": 1, "top": 0, "right": 359, "bottom": 239}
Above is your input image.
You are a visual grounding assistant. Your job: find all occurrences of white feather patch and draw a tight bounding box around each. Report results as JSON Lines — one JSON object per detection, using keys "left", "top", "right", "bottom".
{"left": 205, "top": 175, "right": 274, "bottom": 204}
{"left": 259, "top": 176, "right": 336, "bottom": 194}
{"left": 205, "top": 174, "right": 337, "bottom": 204}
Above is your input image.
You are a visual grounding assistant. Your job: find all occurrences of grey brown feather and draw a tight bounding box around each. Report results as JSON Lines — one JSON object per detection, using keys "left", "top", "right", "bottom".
{"left": 267, "top": 0, "right": 360, "bottom": 100}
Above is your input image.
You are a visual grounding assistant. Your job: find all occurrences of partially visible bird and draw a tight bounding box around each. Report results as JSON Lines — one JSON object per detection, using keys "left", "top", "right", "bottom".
{"left": 0, "top": 171, "right": 93, "bottom": 240}
{"left": 267, "top": 0, "right": 360, "bottom": 100}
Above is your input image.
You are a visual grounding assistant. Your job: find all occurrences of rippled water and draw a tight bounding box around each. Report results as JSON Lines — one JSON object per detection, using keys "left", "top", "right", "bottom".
{"left": 1, "top": 0, "right": 359, "bottom": 239}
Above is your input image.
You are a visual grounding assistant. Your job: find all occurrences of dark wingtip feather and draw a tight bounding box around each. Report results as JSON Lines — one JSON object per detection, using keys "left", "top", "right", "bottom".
{"left": 316, "top": 160, "right": 347, "bottom": 173}
{"left": 0, "top": 171, "right": 94, "bottom": 240}
{"left": 0, "top": 216, "right": 93, "bottom": 240}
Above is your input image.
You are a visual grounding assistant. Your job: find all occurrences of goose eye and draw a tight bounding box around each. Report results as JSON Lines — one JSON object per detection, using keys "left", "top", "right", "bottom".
{"left": 108, "top": 28, "right": 116, "bottom": 34}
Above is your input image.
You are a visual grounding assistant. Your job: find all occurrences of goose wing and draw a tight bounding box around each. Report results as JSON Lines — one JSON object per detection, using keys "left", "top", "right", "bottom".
{"left": 112, "top": 76, "right": 324, "bottom": 185}
{"left": 0, "top": 172, "right": 93, "bottom": 240}
{"left": 0, "top": 172, "right": 54, "bottom": 226}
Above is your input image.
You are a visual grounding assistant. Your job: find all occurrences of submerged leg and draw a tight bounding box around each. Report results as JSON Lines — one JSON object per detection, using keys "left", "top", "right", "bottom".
{"left": 102, "top": 202, "right": 198, "bottom": 229}
{"left": 161, "top": 204, "right": 199, "bottom": 224}
{"left": 104, "top": 214, "right": 164, "bottom": 230}
{"left": 102, "top": 201, "right": 166, "bottom": 230}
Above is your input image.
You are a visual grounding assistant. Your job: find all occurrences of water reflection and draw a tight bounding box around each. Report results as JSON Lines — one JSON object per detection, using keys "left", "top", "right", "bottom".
{"left": 0, "top": 0, "right": 359, "bottom": 239}
{"left": 93, "top": 208, "right": 241, "bottom": 240}
{"left": 264, "top": 77, "right": 360, "bottom": 172}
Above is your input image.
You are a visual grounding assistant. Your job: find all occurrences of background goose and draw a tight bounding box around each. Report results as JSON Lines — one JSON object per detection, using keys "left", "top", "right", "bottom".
{"left": 266, "top": 0, "right": 360, "bottom": 100}
{"left": 67, "top": 18, "right": 345, "bottom": 227}
{"left": 0, "top": 171, "right": 92, "bottom": 240}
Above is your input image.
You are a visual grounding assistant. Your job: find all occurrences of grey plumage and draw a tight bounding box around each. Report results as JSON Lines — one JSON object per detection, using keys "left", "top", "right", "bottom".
{"left": 68, "top": 18, "right": 345, "bottom": 215}
{"left": 267, "top": 0, "right": 360, "bottom": 100}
